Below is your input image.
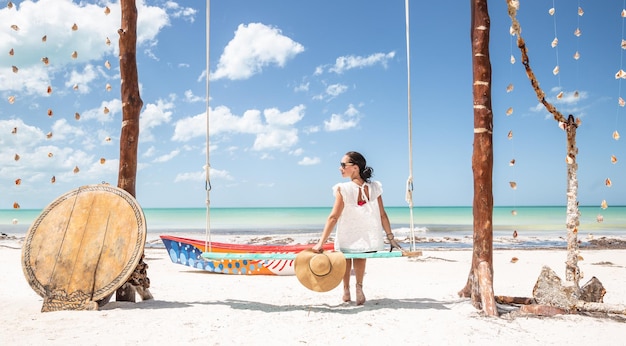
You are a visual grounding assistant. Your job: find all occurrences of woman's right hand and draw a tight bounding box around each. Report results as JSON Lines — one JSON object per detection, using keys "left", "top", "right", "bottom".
{"left": 311, "top": 243, "right": 323, "bottom": 253}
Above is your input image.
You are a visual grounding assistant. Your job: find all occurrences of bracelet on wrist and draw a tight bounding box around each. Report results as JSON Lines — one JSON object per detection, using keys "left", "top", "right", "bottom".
{"left": 386, "top": 233, "right": 394, "bottom": 240}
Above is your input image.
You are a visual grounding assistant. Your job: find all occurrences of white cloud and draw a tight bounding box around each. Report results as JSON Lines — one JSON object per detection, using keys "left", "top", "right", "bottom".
{"left": 0, "top": 0, "right": 173, "bottom": 95}
{"left": 140, "top": 98, "right": 174, "bottom": 142}
{"left": 317, "top": 51, "right": 396, "bottom": 75}
{"left": 210, "top": 22, "right": 304, "bottom": 80}
{"left": 298, "top": 156, "right": 320, "bottom": 165}
{"left": 324, "top": 104, "right": 361, "bottom": 131}
{"left": 174, "top": 166, "right": 233, "bottom": 182}
{"left": 152, "top": 149, "right": 180, "bottom": 163}
{"left": 184, "top": 89, "right": 204, "bottom": 103}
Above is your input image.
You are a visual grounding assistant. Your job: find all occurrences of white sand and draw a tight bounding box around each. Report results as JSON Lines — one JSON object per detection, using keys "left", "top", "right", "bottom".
{"left": 1, "top": 236, "right": 625, "bottom": 345}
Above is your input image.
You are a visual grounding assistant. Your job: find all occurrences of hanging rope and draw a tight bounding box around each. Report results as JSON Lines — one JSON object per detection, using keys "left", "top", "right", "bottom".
{"left": 205, "top": 0, "right": 212, "bottom": 252}
{"left": 404, "top": 0, "right": 416, "bottom": 252}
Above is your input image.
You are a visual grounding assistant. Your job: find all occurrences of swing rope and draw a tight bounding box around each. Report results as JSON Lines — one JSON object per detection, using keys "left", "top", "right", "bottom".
{"left": 404, "top": 0, "right": 417, "bottom": 252}
{"left": 205, "top": 0, "right": 212, "bottom": 253}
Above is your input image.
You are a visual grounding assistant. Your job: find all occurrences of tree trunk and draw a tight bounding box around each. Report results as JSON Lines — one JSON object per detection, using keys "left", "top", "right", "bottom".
{"left": 116, "top": 0, "right": 152, "bottom": 302}
{"left": 458, "top": 0, "right": 497, "bottom": 317}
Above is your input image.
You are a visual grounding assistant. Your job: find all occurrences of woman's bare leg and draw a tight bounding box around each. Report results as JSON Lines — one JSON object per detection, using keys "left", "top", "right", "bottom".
{"left": 342, "top": 259, "right": 352, "bottom": 302}
{"left": 353, "top": 258, "right": 366, "bottom": 305}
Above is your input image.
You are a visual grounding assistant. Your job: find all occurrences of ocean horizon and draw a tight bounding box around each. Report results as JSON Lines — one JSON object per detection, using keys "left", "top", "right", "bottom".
{"left": 2, "top": 206, "right": 625, "bottom": 239}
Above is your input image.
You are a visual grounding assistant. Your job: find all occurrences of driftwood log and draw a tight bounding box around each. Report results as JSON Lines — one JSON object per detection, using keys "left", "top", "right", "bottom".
{"left": 496, "top": 266, "right": 626, "bottom": 317}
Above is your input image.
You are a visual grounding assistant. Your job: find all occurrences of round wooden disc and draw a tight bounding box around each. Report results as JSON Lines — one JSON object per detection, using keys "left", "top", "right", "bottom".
{"left": 21, "top": 184, "right": 146, "bottom": 302}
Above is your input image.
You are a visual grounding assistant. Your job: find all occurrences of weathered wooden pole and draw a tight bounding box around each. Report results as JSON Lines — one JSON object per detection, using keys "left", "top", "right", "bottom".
{"left": 115, "top": 0, "right": 152, "bottom": 302}
{"left": 458, "top": 0, "right": 497, "bottom": 316}
{"left": 564, "top": 115, "right": 580, "bottom": 285}
{"left": 506, "top": 0, "right": 581, "bottom": 286}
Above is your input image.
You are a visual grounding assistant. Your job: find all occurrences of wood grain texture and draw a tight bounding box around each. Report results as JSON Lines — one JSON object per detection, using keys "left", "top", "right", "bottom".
{"left": 21, "top": 184, "right": 146, "bottom": 310}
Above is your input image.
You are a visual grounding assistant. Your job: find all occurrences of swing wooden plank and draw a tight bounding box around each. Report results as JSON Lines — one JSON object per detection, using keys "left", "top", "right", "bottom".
{"left": 201, "top": 250, "right": 409, "bottom": 261}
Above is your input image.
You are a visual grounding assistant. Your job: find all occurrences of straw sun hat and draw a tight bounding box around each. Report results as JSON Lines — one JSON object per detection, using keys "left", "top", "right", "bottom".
{"left": 294, "top": 249, "right": 346, "bottom": 292}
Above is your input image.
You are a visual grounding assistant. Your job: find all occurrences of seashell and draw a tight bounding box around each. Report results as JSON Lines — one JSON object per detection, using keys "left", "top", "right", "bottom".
{"left": 46, "top": 132, "right": 53, "bottom": 139}
{"left": 614, "top": 130, "right": 620, "bottom": 140}
{"left": 616, "top": 69, "right": 626, "bottom": 79}
{"left": 9, "top": 48, "right": 14, "bottom": 56}
{"left": 551, "top": 37, "right": 558, "bottom": 48}
{"left": 42, "top": 57, "right": 49, "bottom": 65}
{"left": 48, "top": 152, "right": 53, "bottom": 157}
{"left": 100, "top": 158, "right": 106, "bottom": 164}
{"left": 13, "top": 202, "right": 20, "bottom": 209}
{"left": 556, "top": 91, "right": 563, "bottom": 99}
{"left": 51, "top": 176, "right": 56, "bottom": 183}
{"left": 104, "top": 60, "right": 111, "bottom": 69}
{"left": 622, "top": 40, "right": 626, "bottom": 50}
{"left": 566, "top": 155, "right": 574, "bottom": 164}
{"left": 42, "top": 35, "right": 47, "bottom": 42}
{"left": 574, "top": 91, "right": 579, "bottom": 98}
{"left": 510, "top": 257, "right": 518, "bottom": 263}
{"left": 509, "top": 26, "right": 515, "bottom": 36}
{"left": 511, "top": 209, "right": 517, "bottom": 216}
{"left": 12, "top": 219, "right": 18, "bottom": 225}
{"left": 73, "top": 166, "right": 80, "bottom": 174}
{"left": 578, "top": 7, "right": 584, "bottom": 16}
{"left": 47, "top": 86, "right": 52, "bottom": 94}
{"left": 72, "top": 23, "right": 78, "bottom": 31}
{"left": 73, "top": 84, "right": 79, "bottom": 90}
{"left": 601, "top": 200, "right": 608, "bottom": 209}
{"left": 106, "top": 83, "right": 112, "bottom": 91}
{"left": 576, "top": 118, "right": 582, "bottom": 126}
{"left": 549, "top": 8, "right": 555, "bottom": 16}
{"left": 578, "top": 255, "right": 584, "bottom": 261}
{"left": 15, "top": 178, "right": 21, "bottom": 185}
{"left": 75, "top": 112, "right": 80, "bottom": 120}
{"left": 606, "top": 178, "right": 612, "bottom": 187}
{"left": 12, "top": 65, "right": 18, "bottom": 73}
{"left": 12, "top": 127, "right": 17, "bottom": 134}
{"left": 8, "top": 96, "right": 15, "bottom": 104}
{"left": 509, "top": 159, "right": 515, "bottom": 166}
{"left": 596, "top": 215, "right": 603, "bottom": 223}
{"left": 510, "top": 55, "right": 515, "bottom": 64}
{"left": 506, "top": 83, "right": 514, "bottom": 93}
{"left": 71, "top": 51, "right": 78, "bottom": 59}
{"left": 513, "top": 230, "right": 518, "bottom": 238}
{"left": 7, "top": 1, "right": 13, "bottom": 9}
{"left": 573, "top": 51, "right": 580, "bottom": 60}
{"left": 507, "top": 130, "right": 513, "bottom": 140}
{"left": 11, "top": 24, "right": 19, "bottom": 31}
{"left": 14, "top": 154, "right": 20, "bottom": 161}
{"left": 509, "top": 181, "right": 517, "bottom": 190}
{"left": 552, "top": 65, "right": 559, "bottom": 75}
{"left": 620, "top": 97, "right": 625, "bottom": 107}
{"left": 105, "top": 136, "right": 112, "bottom": 142}
{"left": 622, "top": 9, "right": 626, "bottom": 18}
{"left": 611, "top": 155, "right": 617, "bottom": 164}
{"left": 506, "top": 107, "right": 513, "bottom": 116}
{"left": 105, "top": 37, "right": 111, "bottom": 46}
{"left": 47, "top": 109, "right": 53, "bottom": 116}
{"left": 105, "top": 6, "right": 111, "bottom": 15}
{"left": 574, "top": 28, "right": 581, "bottom": 37}
{"left": 103, "top": 106, "right": 110, "bottom": 114}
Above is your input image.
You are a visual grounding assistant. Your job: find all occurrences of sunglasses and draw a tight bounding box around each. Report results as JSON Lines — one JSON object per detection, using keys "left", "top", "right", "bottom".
{"left": 340, "top": 162, "right": 355, "bottom": 168}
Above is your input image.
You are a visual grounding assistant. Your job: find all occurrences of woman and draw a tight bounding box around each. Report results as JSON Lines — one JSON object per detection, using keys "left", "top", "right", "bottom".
{"left": 312, "top": 151, "right": 401, "bottom": 305}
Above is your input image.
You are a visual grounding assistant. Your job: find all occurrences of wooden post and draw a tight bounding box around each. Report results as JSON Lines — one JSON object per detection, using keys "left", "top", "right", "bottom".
{"left": 115, "top": 0, "right": 152, "bottom": 302}
{"left": 564, "top": 115, "right": 580, "bottom": 286}
{"left": 458, "top": 0, "right": 497, "bottom": 317}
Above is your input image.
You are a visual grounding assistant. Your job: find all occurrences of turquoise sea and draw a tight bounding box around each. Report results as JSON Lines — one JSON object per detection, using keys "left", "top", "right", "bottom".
{"left": 2, "top": 206, "right": 625, "bottom": 240}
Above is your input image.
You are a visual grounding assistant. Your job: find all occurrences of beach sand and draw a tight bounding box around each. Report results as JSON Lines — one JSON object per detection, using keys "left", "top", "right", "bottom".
{"left": 1, "top": 234, "right": 625, "bottom": 346}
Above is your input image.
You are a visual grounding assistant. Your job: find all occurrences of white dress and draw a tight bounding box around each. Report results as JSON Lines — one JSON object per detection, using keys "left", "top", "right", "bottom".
{"left": 333, "top": 181, "right": 385, "bottom": 253}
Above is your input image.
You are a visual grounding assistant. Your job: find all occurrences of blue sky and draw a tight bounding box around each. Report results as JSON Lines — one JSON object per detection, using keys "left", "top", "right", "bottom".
{"left": 1, "top": 0, "right": 625, "bottom": 209}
